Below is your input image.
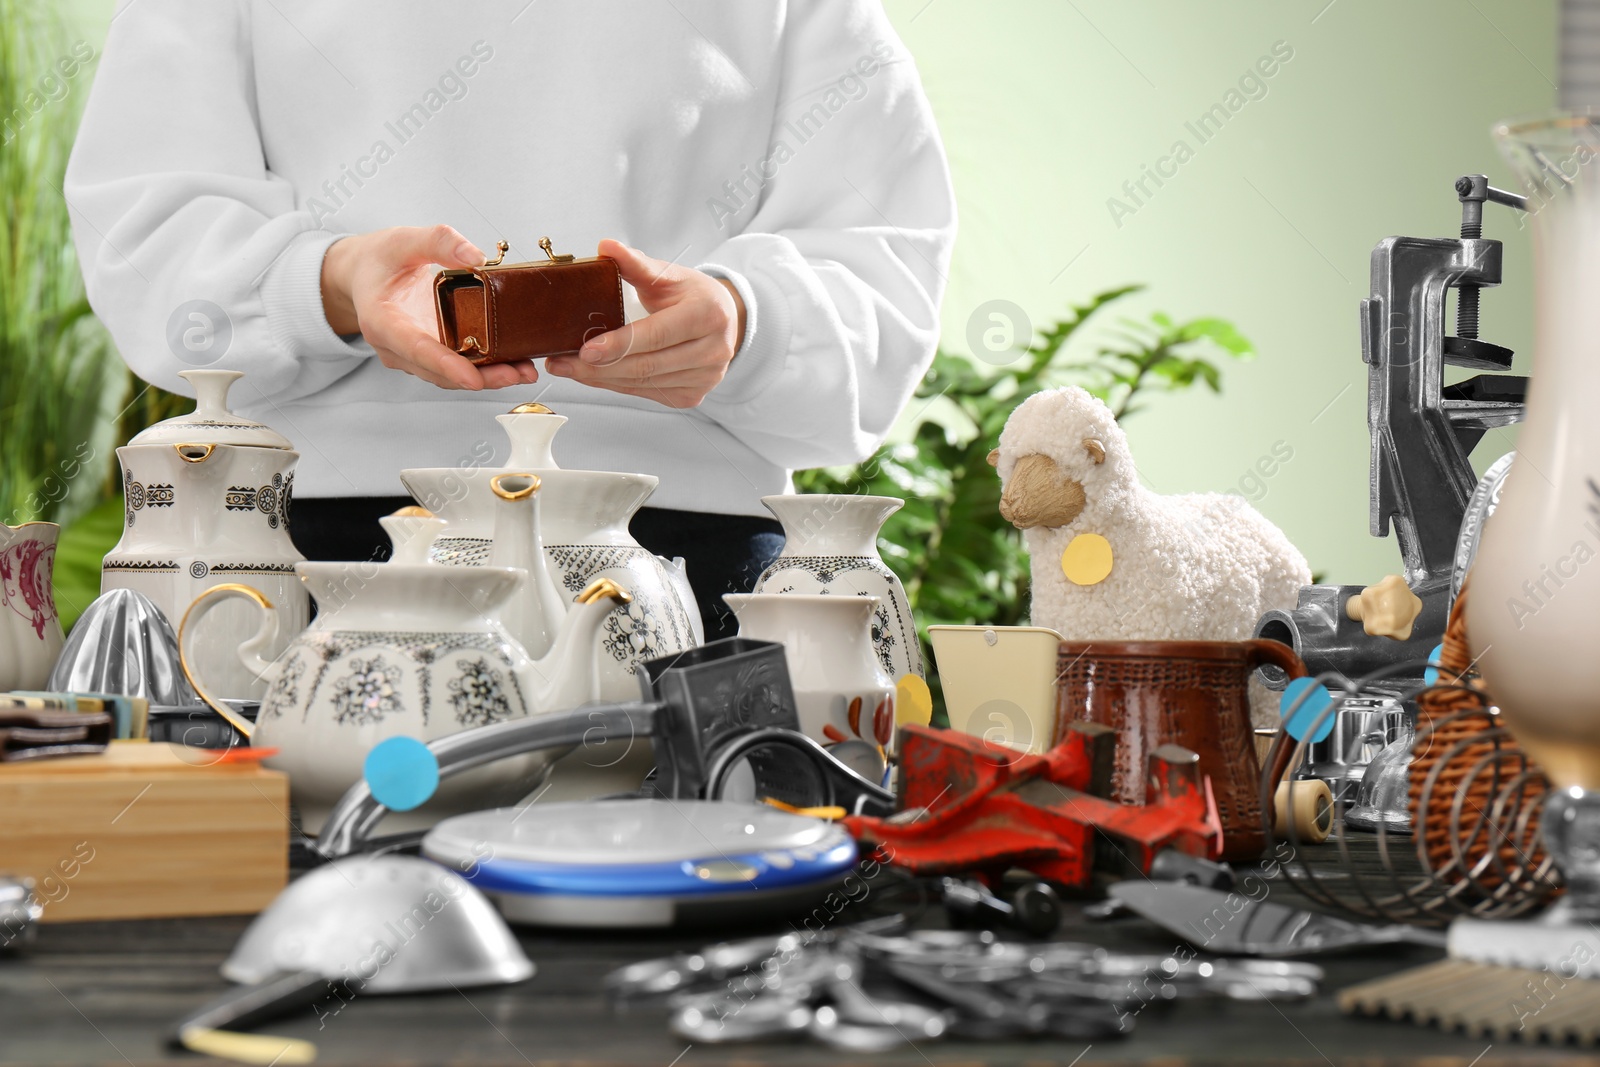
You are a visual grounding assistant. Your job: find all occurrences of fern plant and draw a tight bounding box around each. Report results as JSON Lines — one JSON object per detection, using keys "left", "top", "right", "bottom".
{"left": 794, "top": 285, "right": 1254, "bottom": 681}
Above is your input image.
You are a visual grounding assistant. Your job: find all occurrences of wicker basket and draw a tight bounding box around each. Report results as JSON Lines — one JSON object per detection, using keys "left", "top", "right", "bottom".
{"left": 1409, "top": 578, "right": 1557, "bottom": 909}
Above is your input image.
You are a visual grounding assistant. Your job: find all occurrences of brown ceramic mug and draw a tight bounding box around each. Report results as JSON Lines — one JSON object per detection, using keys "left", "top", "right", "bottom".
{"left": 1054, "top": 639, "right": 1307, "bottom": 861}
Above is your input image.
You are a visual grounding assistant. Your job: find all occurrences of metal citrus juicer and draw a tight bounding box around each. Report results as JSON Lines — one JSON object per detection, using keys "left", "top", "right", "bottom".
{"left": 1252, "top": 172, "right": 1530, "bottom": 823}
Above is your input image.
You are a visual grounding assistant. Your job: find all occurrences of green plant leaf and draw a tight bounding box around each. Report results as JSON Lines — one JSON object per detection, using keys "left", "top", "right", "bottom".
{"left": 52, "top": 493, "right": 124, "bottom": 633}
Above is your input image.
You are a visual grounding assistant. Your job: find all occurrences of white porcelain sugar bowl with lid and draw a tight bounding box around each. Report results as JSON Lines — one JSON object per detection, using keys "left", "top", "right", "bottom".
{"left": 102, "top": 369, "right": 308, "bottom": 700}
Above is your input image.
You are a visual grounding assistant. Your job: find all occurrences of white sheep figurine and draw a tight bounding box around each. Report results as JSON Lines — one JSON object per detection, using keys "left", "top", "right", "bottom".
{"left": 989, "top": 386, "right": 1310, "bottom": 644}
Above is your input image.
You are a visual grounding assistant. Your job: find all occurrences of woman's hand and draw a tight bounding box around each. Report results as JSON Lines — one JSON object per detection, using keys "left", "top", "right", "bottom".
{"left": 544, "top": 239, "right": 746, "bottom": 409}
{"left": 320, "top": 225, "right": 542, "bottom": 391}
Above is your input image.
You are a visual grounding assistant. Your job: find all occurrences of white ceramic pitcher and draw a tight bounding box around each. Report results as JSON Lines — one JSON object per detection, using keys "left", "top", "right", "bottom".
{"left": 0, "top": 521, "right": 64, "bottom": 690}
{"left": 722, "top": 592, "right": 895, "bottom": 785}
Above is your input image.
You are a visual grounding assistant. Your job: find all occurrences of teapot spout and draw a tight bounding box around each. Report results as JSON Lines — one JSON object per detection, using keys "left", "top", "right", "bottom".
{"left": 529, "top": 577, "right": 632, "bottom": 712}
{"left": 488, "top": 473, "right": 567, "bottom": 658}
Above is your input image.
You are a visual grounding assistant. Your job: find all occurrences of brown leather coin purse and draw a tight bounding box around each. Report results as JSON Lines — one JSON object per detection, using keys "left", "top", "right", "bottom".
{"left": 434, "top": 237, "right": 625, "bottom": 365}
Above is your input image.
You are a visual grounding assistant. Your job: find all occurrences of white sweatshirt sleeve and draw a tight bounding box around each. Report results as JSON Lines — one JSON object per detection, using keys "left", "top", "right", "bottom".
{"left": 693, "top": 0, "right": 957, "bottom": 471}
{"left": 64, "top": 0, "right": 367, "bottom": 404}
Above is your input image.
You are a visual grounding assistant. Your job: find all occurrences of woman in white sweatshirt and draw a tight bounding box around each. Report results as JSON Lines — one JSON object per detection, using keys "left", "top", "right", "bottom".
{"left": 65, "top": 0, "right": 956, "bottom": 638}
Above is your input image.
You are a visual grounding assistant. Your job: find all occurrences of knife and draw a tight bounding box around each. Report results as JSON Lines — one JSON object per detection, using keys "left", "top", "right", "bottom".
{"left": 1109, "top": 881, "right": 1447, "bottom": 956}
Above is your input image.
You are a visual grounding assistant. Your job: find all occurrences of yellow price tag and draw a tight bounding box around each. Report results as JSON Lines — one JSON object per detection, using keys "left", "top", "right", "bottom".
{"left": 1061, "top": 533, "right": 1113, "bottom": 586}
{"left": 896, "top": 674, "right": 933, "bottom": 727}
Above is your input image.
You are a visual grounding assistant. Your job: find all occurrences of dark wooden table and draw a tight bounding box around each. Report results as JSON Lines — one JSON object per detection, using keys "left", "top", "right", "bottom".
{"left": 5, "top": 886, "right": 1598, "bottom": 1067}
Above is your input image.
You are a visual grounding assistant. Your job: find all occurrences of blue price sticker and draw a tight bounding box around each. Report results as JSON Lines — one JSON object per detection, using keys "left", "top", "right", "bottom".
{"left": 364, "top": 736, "right": 440, "bottom": 812}
{"left": 1280, "top": 677, "right": 1336, "bottom": 744}
{"left": 1423, "top": 644, "right": 1445, "bottom": 687}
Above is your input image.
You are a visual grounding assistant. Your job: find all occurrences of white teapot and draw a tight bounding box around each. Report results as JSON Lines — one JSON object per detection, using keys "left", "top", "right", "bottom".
{"left": 399, "top": 403, "right": 703, "bottom": 704}
{"left": 179, "top": 473, "right": 630, "bottom": 836}
{"left": 103, "top": 369, "right": 307, "bottom": 700}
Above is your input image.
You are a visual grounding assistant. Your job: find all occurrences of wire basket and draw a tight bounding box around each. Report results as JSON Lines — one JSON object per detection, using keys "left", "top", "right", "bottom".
{"left": 1257, "top": 578, "right": 1562, "bottom": 926}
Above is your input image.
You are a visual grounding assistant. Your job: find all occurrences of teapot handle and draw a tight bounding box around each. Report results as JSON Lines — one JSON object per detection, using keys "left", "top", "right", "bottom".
{"left": 177, "top": 583, "right": 279, "bottom": 740}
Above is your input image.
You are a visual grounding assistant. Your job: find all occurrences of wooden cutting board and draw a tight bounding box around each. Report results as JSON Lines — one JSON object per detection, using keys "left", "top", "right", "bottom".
{"left": 0, "top": 742, "right": 288, "bottom": 922}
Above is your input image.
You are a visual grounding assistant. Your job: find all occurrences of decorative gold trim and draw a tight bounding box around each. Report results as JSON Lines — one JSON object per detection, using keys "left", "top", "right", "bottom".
{"left": 483, "top": 240, "right": 509, "bottom": 267}
{"left": 576, "top": 576, "right": 632, "bottom": 606}
{"left": 508, "top": 402, "right": 555, "bottom": 415}
{"left": 175, "top": 443, "right": 216, "bottom": 464}
{"left": 490, "top": 473, "right": 541, "bottom": 501}
{"left": 178, "top": 583, "right": 274, "bottom": 740}
{"left": 389, "top": 505, "right": 435, "bottom": 519}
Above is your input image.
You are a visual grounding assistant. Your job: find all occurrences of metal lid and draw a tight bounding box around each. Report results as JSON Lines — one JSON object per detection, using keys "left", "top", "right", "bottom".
{"left": 127, "top": 370, "right": 294, "bottom": 450}
{"left": 422, "top": 800, "right": 857, "bottom": 900}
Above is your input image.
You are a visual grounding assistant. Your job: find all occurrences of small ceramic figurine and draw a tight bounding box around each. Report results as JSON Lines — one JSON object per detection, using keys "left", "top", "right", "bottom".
{"left": 753, "top": 494, "right": 923, "bottom": 681}
{"left": 990, "top": 387, "right": 1310, "bottom": 644}
{"left": 179, "top": 475, "right": 630, "bottom": 836}
{"left": 0, "top": 521, "right": 64, "bottom": 690}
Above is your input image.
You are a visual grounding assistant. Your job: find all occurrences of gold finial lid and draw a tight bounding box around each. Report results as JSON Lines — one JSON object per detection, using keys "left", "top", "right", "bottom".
{"left": 508, "top": 402, "right": 555, "bottom": 415}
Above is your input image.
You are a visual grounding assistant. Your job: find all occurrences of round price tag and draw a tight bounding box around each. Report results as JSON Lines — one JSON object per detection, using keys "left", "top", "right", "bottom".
{"left": 1061, "top": 533, "right": 1114, "bottom": 586}
{"left": 896, "top": 674, "right": 933, "bottom": 727}
{"left": 1424, "top": 644, "right": 1445, "bottom": 687}
{"left": 364, "top": 736, "right": 440, "bottom": 812}
{"left": 1280, "top": 677, "right": 1336, "bottom": 744}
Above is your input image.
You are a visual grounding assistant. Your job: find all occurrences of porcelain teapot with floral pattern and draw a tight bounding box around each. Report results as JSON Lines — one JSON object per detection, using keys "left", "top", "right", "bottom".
{"left": 398, "top": 403, "right": 703, "bottom": 705}
{"left": 178, "top": 474, "right": 631, "bottom": 836}
{"left": 103, "top": 369, "right": 307, "bottom": 700}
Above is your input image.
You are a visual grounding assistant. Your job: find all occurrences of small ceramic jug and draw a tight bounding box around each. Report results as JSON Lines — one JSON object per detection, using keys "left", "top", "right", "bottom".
{"left": 0, "top": 522, "right": 64, "bottom": 690}
{"left": 723, "top": 592, "right": 895, "bottom": 785}
{"left": 753, "top": 494, "right": 922, "bottom": 681}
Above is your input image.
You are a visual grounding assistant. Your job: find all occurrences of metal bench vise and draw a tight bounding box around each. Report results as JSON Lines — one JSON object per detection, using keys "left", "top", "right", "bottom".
{"left": 842, "top": 722, "right": 1223, "bottom": 887}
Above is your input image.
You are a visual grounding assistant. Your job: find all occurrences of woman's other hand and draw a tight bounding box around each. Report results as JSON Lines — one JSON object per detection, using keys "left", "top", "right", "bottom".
{"left": 544, "top": 239, "right": 746, "bottom": 408}
{"left": 320, "top": 225, "right": 541, "bottom": 391}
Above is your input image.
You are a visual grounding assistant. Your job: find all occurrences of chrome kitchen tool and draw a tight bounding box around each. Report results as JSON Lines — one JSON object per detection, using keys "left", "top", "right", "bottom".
{"left": 47, "top": 588, "right": 199, "bottom": 708}
{"left": 1109, "top": 881, "right": 1446, "bottom": 956}
{"left": 1254, "top": 174, "right": 1527, "bottom": 694}
{"left": 422, "top": 799, "right": 858, "bottom": 928}
{"left": 1295, "top": 695, "right": 1404, "bottom": 806}
{"left": 315, "top": 639, "right": 894, "bottom": 859}
{"left": 1451, "top": 451, "right": 1513, "bottom": 602}
{"left": 170, "top": 854, "right": 532, "bottom": 1064}
{"left": 1343, "top": 704, "right": 1416, "bottom": 833}
{"left": 0, "top": 876, "right": 40, "bottom": 951}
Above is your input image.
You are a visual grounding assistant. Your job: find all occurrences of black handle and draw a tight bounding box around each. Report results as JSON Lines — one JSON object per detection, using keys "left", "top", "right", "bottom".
{"left": 169, "top": 969, "right": 326, "bottom": 1047}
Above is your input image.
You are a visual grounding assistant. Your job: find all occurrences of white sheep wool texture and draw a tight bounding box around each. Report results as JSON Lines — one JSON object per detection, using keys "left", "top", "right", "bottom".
{"left": 995, "top": 387, "right": 1311, "bottom": 647}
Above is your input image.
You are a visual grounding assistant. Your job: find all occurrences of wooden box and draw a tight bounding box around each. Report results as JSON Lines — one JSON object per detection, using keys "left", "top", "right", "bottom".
{"left": 0, "top": 742, "right": 289, "bottom": 922}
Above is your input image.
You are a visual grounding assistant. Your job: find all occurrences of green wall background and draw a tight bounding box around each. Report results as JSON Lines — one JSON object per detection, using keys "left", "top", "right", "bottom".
{"left": 882, "top": 0, "right": 1557, "bottom": 585}
{"left": 66, "top": 0, "right": 1557, "bottom": 585}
